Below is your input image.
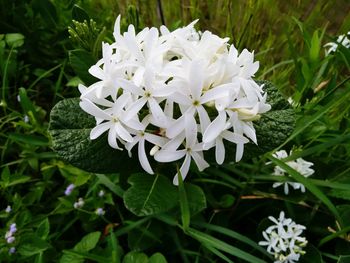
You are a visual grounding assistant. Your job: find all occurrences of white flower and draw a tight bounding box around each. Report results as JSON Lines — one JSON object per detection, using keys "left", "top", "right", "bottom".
{"left": 270, "top": 150, "right": 314, "bottom": 195}
{"left": 155, "top": 114, "right": 209, "bottom": 185}
{"left": 95, "top": 208, "right": 105, "bottom": 216}
{"left": 324, "top": 31, "right": 350, "bottom": 55}
{"left": 64, "top": 184, "right": 75, "bottom": 196}
{"left": 98, "top": 190, "right": 105, "bottom": 197}
{"left": 259, "top": 211, "right": 307, "bottom": 263}
{"left": 79, "top": 16, "right": 271, "bottom": 185}
{"left": 7, "top": 236, "right": 15, "bottom": 244}
{"left": 8, "top": 247, "right": 16, "bottom": 254}
{"left": 73, "top": 198, "right": 85, "bottom": 209}
{"left": 5, "top": 205, "right": 11, "bottom": 213}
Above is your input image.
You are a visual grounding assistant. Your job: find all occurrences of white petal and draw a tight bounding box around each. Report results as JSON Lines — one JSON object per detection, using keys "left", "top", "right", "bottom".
{"left": 138, "top": 139, "right": 154, "bottom": 174}
{"left": 200, "top": 86, "right": 229, "bottom": 104}
{"left": 221, "top": 130, "right": 249, "bottom": 144}
{"left": 90, "top": 122, "right": 111, "bottom": 140}
{"left": 118, "top": 78, "right": 143, "bottom": 95}
{"left": 189, "top": 61, "right": 204, "bottom": 100}
{"left": 88, "top": 65, "right": 104, "bottom": 80}
{"left": 173, "top": 154, "right": 191, "bottom": 186}
{"left": 215, "top": 138, "right": 225, "bottom": 165}
{"left": 203, "top": 111, "right": 226, "bottom": 143}
{"left": 154, "top": 149, "right": 186, "bottom": 163}
{"left": 185, "top": 114, "right": 197, "bottom": 147}
{"left": 124, "top": 97, "right": 147, "bottom": 121}
{"left": 191, "top": 151, "right": 209, "bottom": 171}
{"left": 80, "top": 99, "right": 112, "bottom": 120}
{"left": 108, "top": 125, "right": 122, "bottom": 150}
{"left": 144, "top": 133, "right": 168, "bottom": 146}
{"left": 196, "top": 105, "right": 211, "bottom": 135}
{"left": 166, "top": 115, "right": 186, "bottom": 138}
{"left": 235, "top": 143, "right": 244, "bottom": 162}
{"left": 148, "top": 98, "right": 166, "bottom": 124}
{"left": 115, "top": 123, "right": 133, "bottom": 142}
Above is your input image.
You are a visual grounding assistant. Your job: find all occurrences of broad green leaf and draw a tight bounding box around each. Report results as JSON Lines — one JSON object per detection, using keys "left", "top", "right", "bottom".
{"left": 149, "top": 253, "right": 167, "bottom": 263}
{"left": 72, "top": 5, "right": 90, "bottom": 22}
{"left": 123, "top": 174, "right": 177, "bottom": 216}
{"left": 69, "top": 49, "right": 97, "bottom": 85}
{"left": 122, "top": 252, "right": 148, "bottom": 263}
{"left": 74, "top": 232, "right": 101, "bottom": 252}
{"left": 61, "top": 250, "right": 109, "bottom": 263}
{"left": 18, "top": 234, "right": 51, "bottom": 257}
{"left": 5, "top": 33, "right": 24, "bottom": 48}
{"left": 49, "top": 98, "right": 138, "bottom": 173}
{"left": 185, "top": 183, "right": 207, "bottom": 215}
{"left": 60, "top": 232, "right": 101, "bottom": 263}
{"left": 36, "top": 218, "right": 50, "bottom": 240}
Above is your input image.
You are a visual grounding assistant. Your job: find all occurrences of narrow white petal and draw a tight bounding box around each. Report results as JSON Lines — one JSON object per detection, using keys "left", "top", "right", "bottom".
{"left": 148, "top": 98, "right": 166, "bottom": 124}
{"left": 185, "top": 114, "right": 197, "bottom": 147}
{"left": 173, "top": 154, "right": 191, "bottom": 186}
{"left": 203, "top": 111, "right": 226, "bottom": 143}
{"left": 118, "top": 78, "right": 143, "bottom": 95}
{"left": 80, "top": 99, "right": 112, "bottom": 120}
{"left": 200, "top": 86, "right": 229, "bottom": 104}
{"left": 144, "top": 133, "right": 168, "bottom": 146}
{"left": 215, "top": 138, "right": 225, "bottom": 165}
{"left": 235, "top": 143, "right": 244, "bottom": 162}
{"left": 191, "top": 151, "right": 209, "bottom": 171}
{"left": 138, "top": 139, "right": 154, "bottom": 174}
{"left": 115, "top": 123, "right": 133, "bottom": 142}
{"left": 154, "top": 149, "right": 186, "bottom": 163}
{"left": 88, "top": 65, "right": 104, "bottom": 80}
{"left": 166, "top": 115, "right": 186, "bottom": 138}
{"left": 197, "top": 105, "right": 211, "bottom": 135}
{"left": 90, "top": 122, "right": 111, "bottom": 140}
{"left": 124, "top": 97, "right": 147, "bottom": 121}
{"left": 222, "top": 130, "right": 249, "bottom": 144}
{"left": 189, "top": 61, "right": 204, "bottom": 100}
{"left": 108, "top": 125, "right": 122, "bottom": 150}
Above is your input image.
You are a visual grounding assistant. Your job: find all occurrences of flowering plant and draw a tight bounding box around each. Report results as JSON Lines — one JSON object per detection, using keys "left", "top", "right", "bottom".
{"left": 49, "top": 17, "right": 295, "bottom": 187}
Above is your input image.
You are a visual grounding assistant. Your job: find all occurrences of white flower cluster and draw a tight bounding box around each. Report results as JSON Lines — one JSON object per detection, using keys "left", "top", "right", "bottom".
{"left": 79, "top": 16, "right": 271, "bottom": 185}
{"left": 259, "top": 211, "right": 308, "bottom": 263}
{"left": 324, "top": 31, "right": 350, "bottom": 55}
{"left": 271, "top": 150, "right": 314, "bottom": 195}
{"left": 5, "top": 223, "right": 17, "bottom": 244}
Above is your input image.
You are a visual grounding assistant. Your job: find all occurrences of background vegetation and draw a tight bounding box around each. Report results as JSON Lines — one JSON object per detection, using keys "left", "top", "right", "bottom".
{"left": 0, "top": 0, "right": 349, "bottom": 262}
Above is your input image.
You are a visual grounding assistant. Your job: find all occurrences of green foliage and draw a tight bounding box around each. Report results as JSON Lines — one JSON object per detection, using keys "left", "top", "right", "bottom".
{"left": 0, "top": 1, "right": 349, "bottom": 263}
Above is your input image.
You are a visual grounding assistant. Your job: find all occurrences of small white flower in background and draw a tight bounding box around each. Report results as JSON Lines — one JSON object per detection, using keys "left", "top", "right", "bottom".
{"left": 24, "top": 115, "right": 29, "bottom": 123}
{"left": 5, "top": 205, "right": 12, "bottom": 213}
{"left": 95, "top": 208, "right": 105, "bottom": 216}
{"left": 259, "top": 211, "right": 308, "bottom": 263}
{"left": 98, "top": 190, "right": 105, "bottom": 197}
{"left": 64, "top": 184, "right": 75, "bottom": 196}
{"left": 324, "top": 31, "right": 350, "bottom": 55}
{"left": 17, "top": 95, "right": 21, "bottom": 102}
{"left": 9, "top": 247, "right": 16, "bottom": 254}
{"left": 79, "top": 15, "right": 271, "bottom": 184}
{"left": 5, "top": 223, "right": 17, "bottom": 244}
{"left": 270, "top": 150, "right": 314, "bottom": 195}
{"left": 73, "top": 198, "right": 85, "bottom": 209}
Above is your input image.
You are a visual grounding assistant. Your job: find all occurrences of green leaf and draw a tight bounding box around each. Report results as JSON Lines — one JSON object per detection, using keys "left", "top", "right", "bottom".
{"left": 69, "top": 49, "right": 97, "bottom": 85}
{"left": 32, "top": 0, "right": 58, "bottom": 28}
{"left": 123, "top": 173, "right": 177, "bottom": 216}
{"left": 60, "top": 232, "right": 101, "bottom": 263}
{"left": 185, "top": 183, "right": 206, "bottom": 215}
{"left": 149, "top": 253, "right": 167, "bottom": 263}
{"left": 18, "top": 235, "right": 51, "bottom": 257}
{"left": 74, "top": 231, "right": 101, "bottom": 252}
{"left": 309, "top": 30, "right": 320, "bottom": 62}
{"left": 36, "top": 218, "right": 50, "bottom": 240}
{"left": 300, "top": 244, "right": 323, "bottom": 263}
{"left": 5, "top": 33, "right": 24, "bottom": 48}
{"left": 178, "top": 171, "right": 190, "bottom": 230}
{"left": 338, "top": 256, "right": 350, "bottom": 263}
{"left": 72, "top": 5, "right": 90, "bottom": 22}
{"left": 187, "top": 228, "right": 267, "bottom": 263}
{"left": 122, "top": 252, "right": 148, "bottom": 263}
{"left": 61, "top": 250, "right": 109, "bottom": 263}
{"left": 49, "top": 98, "right": 137, "bottom": 173}
{"left": 267, "top": 155, "right": 343, "bottom": 227}
{"left": 9, "top": 133, "right": 49, "bottom": 146}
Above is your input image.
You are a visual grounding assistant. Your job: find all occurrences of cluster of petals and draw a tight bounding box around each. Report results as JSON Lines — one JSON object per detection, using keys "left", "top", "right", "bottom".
{"left": 271, "top": 150, "right": 314, "bottom": 195}
{"left": 259, "top": 211, "right": 308, "bottom": 263}
{"left": 79, "top": 16, "right": 271, "bottom": 184}
{"left": 324, "top": 31, "right": 350, "bottom": 55}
